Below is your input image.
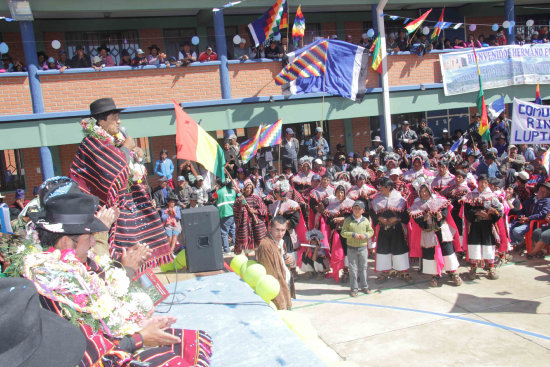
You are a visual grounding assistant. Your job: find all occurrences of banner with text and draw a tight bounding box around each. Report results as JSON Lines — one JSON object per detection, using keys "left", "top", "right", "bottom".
{"left": 511, "top": 97, "right": 550, "bottom": 145}
{"left": 439, "top": 44, "right": 550, "bottom": 96}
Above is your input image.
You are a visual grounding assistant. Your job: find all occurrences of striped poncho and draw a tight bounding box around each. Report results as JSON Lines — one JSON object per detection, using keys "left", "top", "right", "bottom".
{"left": 70, "top": 136, "right": 172, "bottom": 270}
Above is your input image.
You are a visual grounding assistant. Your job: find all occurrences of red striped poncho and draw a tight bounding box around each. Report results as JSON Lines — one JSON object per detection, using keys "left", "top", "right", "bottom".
{"left": 70, "top": 136, "right": 171, "bottom": 270}
{"left": 233, "top": 194, "right": 268, "bottom": 253}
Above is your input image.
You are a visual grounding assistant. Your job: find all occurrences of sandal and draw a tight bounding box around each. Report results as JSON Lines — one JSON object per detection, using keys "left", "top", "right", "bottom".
{"left": 350, "top": 290, "right": 359, "bottom": 297}
{"left": 429, "top": 276, "right": 438, "bottom": 287}
{"left": 362, "top": 288, "right": 372, "bottom": 295}
{"left": 376, "top": 273, "right": 390, "bottom": 283}
{"left": 399, "top": 272, "right": 413, "bottom": 283}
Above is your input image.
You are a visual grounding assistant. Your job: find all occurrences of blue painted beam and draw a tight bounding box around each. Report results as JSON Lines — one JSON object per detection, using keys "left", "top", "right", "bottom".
{"left": 505, "top": 0, "right": 515, "bottom": 45}
{"left": 213, "top": 9, "right": 231, "bottom": 99}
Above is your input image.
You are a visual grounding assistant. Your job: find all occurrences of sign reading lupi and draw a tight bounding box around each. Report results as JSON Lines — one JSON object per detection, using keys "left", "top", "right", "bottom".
{"left": 439, "top": 44, "right": 550, "bottom": 96}
{"left": 511, "top": 97, "right": 550, "bottom": 144}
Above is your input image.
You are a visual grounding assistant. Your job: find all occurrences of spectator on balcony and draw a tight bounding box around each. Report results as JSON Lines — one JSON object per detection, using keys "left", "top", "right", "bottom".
{"left": 91, "top": 56, "right": 105, "bottom": 71}
{"left": 386, "top": 34, "right": 400, "bottom": 53}
{"left": 540, "top": 26, "right": 549, "bottom": 42}
{"left": 478, "top": 34, "right": 490, "bottom": 47}
{"left": 453, "top": 37, "right": 466, "bottom": 49}
{"left": 131, "top": 48, "right": 148, "bottom": 66}
{"left": 233, "top": 38, "right": 251, "bottom": 60}
{"left": 465, "top": 34, "right": 482, "bottom": 48}
{"left": 97, "top": 44, "right": 115, "bottom": 67}
{"left": 56, "top": 50, "right": 70, "bottom": 72}
{"left": 358, "top": 33, "right": 372, "bottom": 49}
{"left": 69, "top": 45, "right": 91, "bottom": 68}
{"left": 443, "top": 39, "right": 453, "bottom": 49}
{"left": 37, "top": 51, "right": 49, "bottom": 70}
{"left": 118, "top": 49, "right": 132, "bottom": 66}
{"left": 396, "top": 30, "right": 409, "bottom": 52}
{"left": 147, "top": 44, "right": 166, "bottom": 65}
{"left": 345, "top": 34, "right": 353, "bottom": 43}
{"left": 265, "top": 39, "right": 284, "bottom": 59}
{"left": 198, "top": 46, "right": 218, "bottom": 62}
{"left": 45, "top": 56, "right": 58, "bottom": 70}
{"left": 12, "top": 59, "right": 26, "bottom": 72}
{"left": 1, "top": 54, "right": 13, "bottom": 72}
{"left": 530, "top": 31, "right": 543, "bottom": 44}
{"left": 496, "top": 27, "right": 507, "bottom": 45}
{"left": 178, "top": 42, "right": 197, "bottom": 66}
{"left": 251, "top": 43, "right": 267, "bottom": 59}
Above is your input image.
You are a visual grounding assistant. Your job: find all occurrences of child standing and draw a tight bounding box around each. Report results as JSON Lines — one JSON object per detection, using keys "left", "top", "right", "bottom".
{"left": 162, "top": 193, "right": 182, "bottom": 254}
{"left": 341, "top": 200, "right": 375, "bottom": 297}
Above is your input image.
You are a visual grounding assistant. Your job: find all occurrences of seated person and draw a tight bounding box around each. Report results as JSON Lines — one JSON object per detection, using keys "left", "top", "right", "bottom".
{"left": 198, "top": 46, "right": 218, "bottom": 62}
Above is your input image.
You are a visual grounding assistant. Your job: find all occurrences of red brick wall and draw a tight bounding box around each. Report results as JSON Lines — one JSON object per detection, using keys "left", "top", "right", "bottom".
{"left": 328, "top": 119, "right": 345, "bottom": 153}
{"left": 352, "top": 117, "right": 371, "bottom": 152}
{"left": 139, "top": 29, "right": 165, "bottom": 52}
{"left": 0, "top": 76, "right": 32, "bottom": 115}
{"left": 229, "top": 61, "right": 282, "bottom": 98}
{"left": 39, "top": 65, "right": 222, "bottom": 112}
{"left": 345, "top": 21, "right": 363, "bottom": 44}
{"left": 2, "top": 32, "right": 24, "bottom": 64}
{"left": 321, "top": 22, "right": 337, "bottom": 38}
{"left": 58, "top": 143, "right": 79, "bottom": 176}
{"left": 366, "top": 53, "right": 443, "bottom": 87}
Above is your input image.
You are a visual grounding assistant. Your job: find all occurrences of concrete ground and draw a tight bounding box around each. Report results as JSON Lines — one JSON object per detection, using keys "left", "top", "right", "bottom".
{"left": 291, "top": 255, "right": 550, "bottom": 367}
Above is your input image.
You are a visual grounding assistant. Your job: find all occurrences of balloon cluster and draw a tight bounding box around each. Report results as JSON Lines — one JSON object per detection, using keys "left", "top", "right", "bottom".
{"left": 159, "top": 249, "right": 187, "bottom": 272}
{"left": 230, "top": 254, "right": 280, "bottom": 305}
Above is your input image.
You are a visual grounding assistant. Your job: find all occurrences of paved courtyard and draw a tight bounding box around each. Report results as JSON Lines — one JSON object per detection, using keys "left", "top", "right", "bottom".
{"left": 291, "top": 255, "right": 550, "bottom": 367}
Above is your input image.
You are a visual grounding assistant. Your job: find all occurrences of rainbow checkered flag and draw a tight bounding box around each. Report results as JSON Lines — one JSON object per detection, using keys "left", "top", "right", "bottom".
{"left": 274, "top": 40, "right": 328, "bottom": 85}
{"left": 240, "top": 125, "right": 263, "bottom": 164}
{"left": 292, "top": 5, "right": 305, "bottom": 47}
{"left": 260, "top": 119, "right": 283, "bottom": 147}
{"left": 248, "top": 0, "right": 288, "bottom": 47}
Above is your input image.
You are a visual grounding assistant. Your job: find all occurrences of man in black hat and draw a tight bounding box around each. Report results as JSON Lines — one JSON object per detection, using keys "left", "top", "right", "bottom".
{"left": 467, "top": 113, "right": 483, "bottom": 146}
{"left": 0, "top": 277, "right": 86, "bottom": 367}
{"left": 70, "top": 98, "right": 172, "bottom": 269}
{"left": 69, "top": 45, "right": 92, "bottom": 68}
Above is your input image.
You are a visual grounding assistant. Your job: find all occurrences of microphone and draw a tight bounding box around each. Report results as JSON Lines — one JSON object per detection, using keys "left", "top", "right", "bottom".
{"left": 119, "top": 126, "right": 128, "bottom": 139}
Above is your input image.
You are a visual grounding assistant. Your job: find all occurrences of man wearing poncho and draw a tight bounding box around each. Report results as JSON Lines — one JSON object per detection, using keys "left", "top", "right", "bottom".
{"left": 70, "top": 98, "right": 172, "bottom": 270}
{"left": 409, "top": 177, "right": 462, "bottom": 288}
{"left": 21, "top": 177, "right": 212, "bottom": 367}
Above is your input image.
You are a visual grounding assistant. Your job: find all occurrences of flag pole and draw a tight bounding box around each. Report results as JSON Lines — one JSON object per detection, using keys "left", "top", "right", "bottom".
{"left": 472, "top": 45, "right": 493, "bottom": 150}
{"left": 286, "top": 1, "right": 290, "bottom": 50}
{"left": 320, "top": 74, "right": 326, "bottom": 127}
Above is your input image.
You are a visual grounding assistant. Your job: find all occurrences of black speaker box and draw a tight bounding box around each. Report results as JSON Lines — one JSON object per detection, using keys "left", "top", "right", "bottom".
{"left": 180, "top": 205, "right": 224, "bottom": 273}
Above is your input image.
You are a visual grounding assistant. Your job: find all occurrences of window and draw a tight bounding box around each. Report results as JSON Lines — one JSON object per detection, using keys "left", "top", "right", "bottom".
{"left": 207, "top": 26, "right": 239, "bottom": 57}
{"left": 303, "top": 23, "right": 322, "bottom": 45}
{"left": 515, "top": 15, "right": 549, "bottom": 41}
{"left": 163, "top": 28, "right": 197, "bottom": 60}
{"left": 64, "top": 30, "right": 140, "bottom": 65}
{"left": 0, "top": 149, "right": 25, "bottom": 191}
{"left": 134, "top": 137, "right": 154, "bottom": 175}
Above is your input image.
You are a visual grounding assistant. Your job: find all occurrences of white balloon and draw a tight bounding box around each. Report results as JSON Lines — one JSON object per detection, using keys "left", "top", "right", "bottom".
{"left": 502, "top": 21, "right": 510, "bottom": 29}
{"left": 233, "top": 35, "right": 242, "bottom": 45}
{"left": 0, "top": 42, "right": 8, "bottom": 54}
{"left": 526, "top": 19, "right": 534, "bottom": 27}
{"left": 51, "top": 40, "right": 61, "bottom": 49}
{"left": 422, "top": 26, "right": 430, "bottom": 35}
{"left": 191, "top": 36, "right": 200, "bottom": 45}
{"left": 469, "top": 24, "right": 477, "bottom": 32}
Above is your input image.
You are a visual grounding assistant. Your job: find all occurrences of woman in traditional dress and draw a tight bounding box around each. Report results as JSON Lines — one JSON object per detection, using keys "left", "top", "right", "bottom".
{"left": 369, "top": 177, "right": 412, "bottom": 283}
{"left": 292, "top": 156, "right": 315, "bottom": 198}
{"left": 440, "top": 170, "right": 470, "bottom": 237}
{"left": 233, "top": 179, "right": 268, "bottom": 255}
{"left": 409, "top": 178, "right": 462, "bottom": 287}
{"left": 324, "top": 182, "right": 355, "bottom": 282}
{"left": 460, "top": 174, "right": 504, "bottom": 280}
{"left": 70, "top": 98, "right": 171, "bottom": 270}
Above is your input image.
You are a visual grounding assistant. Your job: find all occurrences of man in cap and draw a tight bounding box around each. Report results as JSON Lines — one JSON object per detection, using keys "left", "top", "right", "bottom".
{"left": 396, "top": 121, "right": 418, "bottom": 153}
{"left": 475, "top": 152, "right": 500, "bottom": 178}
{"left": 9, "top": 188, "right": 26, "bottom": 220}
{"left": 417, "top": 119, "right": 434, "bottom": 148}
{"left": 152, "top": 177, "right": 173, "bottom": 210}
{"left": 189, "top": 175, "right": 208, "bottom": 206}
{"left": 334, "top": 143, "right": 347, "bottom": 162}
{"left": 281, "top": 128, "right": 300, "bottom": 173}
{"left": 175, "top": 175, "right": 190, "bottom": 208}
{"left": 227, "top": 133, "right": 242, "bottom": 170}
{"left": 341, "top": 200, "right": 374, "bottom": 297}
{"left": 436, "top": 129, "right": 453, "bottom": 146}
{"left": 70, "top": 98, "right": 171, "bottom": 269}
{"left": 198, "top": 45, "right": 218, "bottom": 61}
{"left": 467, "top": 113, "right": 482, "bottom": 146}
{"left": 213, "top": 179, "right": 237, "bottom": 253}
{"left": 308, "top": 126, "right": 330, "bottom": 159}
{"left": 131, "top": 48, "right": 148, "bottom": 66}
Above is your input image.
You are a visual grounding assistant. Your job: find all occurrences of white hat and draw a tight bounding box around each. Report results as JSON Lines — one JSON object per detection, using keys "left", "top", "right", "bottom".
{"left": 314, "top": 158, "right": 323, "bottom": 165}
{"left": 136, "top": 48, "right": 145, "bottom": 55}
{"left": 372, "top": 136, "right": 382, "bottom": 142}
{"left": 389, "top": 168, "right": 402, "bottom": 176}
{"left": 92, "top": 55, "right": 102, "bottom": 64}
{"left": 196, "top": 175, "right": 204, "bottom": 181}
{"left": 517, "top": 171, "right": 529, "bottom": 181}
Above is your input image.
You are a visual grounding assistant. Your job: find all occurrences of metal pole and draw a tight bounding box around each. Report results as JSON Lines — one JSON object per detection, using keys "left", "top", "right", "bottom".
{"left": 505, "top": 0, "right": 515, "bottom": 45}
{"left": 213, "top": 9, "right": 232, "bottom": 99}
{"left": 19, "top": 21, "right": 54, "bottom": 180}
{"left": 376, "top": 0, "right": 393, "bottom": 149}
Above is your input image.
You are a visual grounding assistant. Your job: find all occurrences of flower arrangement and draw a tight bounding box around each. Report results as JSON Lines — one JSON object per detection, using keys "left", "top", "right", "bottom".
{"left": 0, "top": 221, "right": 43, "bottom": 278}
{"left": 22, "top": 249, "right": 154, "bottom": 338}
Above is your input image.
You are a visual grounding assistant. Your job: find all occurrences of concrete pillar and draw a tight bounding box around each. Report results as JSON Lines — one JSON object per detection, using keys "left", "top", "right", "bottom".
{"left": 213, "top": 10, "right": 232, "bottom": 99}
{"left": 20, "top": 21, "right": 54, "bottom": 180}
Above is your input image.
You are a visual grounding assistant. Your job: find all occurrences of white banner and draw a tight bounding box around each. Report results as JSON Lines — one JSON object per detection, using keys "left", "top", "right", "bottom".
{"left": 511, "top": 97, "right": 550, "bottom": 145}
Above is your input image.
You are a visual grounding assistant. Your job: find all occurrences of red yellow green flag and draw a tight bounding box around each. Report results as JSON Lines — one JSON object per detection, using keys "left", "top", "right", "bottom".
{"left": 472, "top": 47, "right": 490, "bottom": 142}
{"left": 371, "top": 35, "right": 382, "bottom": 74}
{"left": 404, "top": 9, "right": 432, "bottom": 34}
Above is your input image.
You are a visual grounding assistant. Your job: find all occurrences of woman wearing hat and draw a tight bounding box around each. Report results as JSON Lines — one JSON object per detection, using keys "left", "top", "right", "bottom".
{"left": 147, "top": 44, "right": 166, "bottom": 65}
{"left": 97, "top": 44, "right": 115, "bottom": 67}
{"left": 70, "top": 98, "right": 172, "bottom": 270}
{"left": 233, "top": 179, "right": 268, "bottom": 255}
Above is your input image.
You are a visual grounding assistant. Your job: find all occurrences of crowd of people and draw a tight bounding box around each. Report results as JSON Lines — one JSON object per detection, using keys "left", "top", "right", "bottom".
{"left": 3, "top": 24, "right": 548, "bottom": 73}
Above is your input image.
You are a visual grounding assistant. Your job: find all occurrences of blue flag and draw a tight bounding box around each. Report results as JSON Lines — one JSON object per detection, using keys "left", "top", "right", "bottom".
{"left": 279, "top": 39, "right": 370, "bottom": 102}
{"left": 488, "top": 96, "right": 505, "bottom": 120}
{"left": 450, "top": 135, "right": 463, "bottom": 152}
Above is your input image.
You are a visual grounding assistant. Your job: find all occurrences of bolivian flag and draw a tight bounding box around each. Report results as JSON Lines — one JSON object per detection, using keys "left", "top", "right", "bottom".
{"left": 371, "top": 35, "right": 382, "bottom": 74}
{"left": 472, "top": 48, "right": 490, "bottom": 142}
{"left": 174, "top": 101, "right": 225, "bottom": 180}
{"left": 404, "top": 9, "right": 432, "bottom": 34}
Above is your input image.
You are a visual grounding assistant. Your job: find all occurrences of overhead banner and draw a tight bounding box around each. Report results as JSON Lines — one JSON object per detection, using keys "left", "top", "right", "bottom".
{"left": 439, "top": 44, "right": 550, "bottom": 96}
{"left": 511, "top": 97, "right": 550, "bottom": 145}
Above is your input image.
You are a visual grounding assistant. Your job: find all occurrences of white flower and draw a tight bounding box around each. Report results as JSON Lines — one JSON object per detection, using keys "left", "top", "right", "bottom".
{"left": 17, "top": 245, "right": 26, "bottom": 254}
{"left": 90, "top": 293, "right": 116, "bottom": 319}
{"left": 130, "top": 292, "right": 154, "bottom": 313}
{"left": 96, "top": 255, "right": 112, "bottom": 269}
{"left": 105, "top": 268, "right": 130, "bottom": 297}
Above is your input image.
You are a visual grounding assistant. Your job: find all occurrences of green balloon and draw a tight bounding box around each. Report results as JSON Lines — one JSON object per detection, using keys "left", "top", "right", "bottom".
{"left": 255, "top": 274, "right": 280, "bottom": 302}
{"left": 230, "top": 254, "right": 248, "bottom": 275}
{"left": 244, "top": 263, "right": 267, "bottom": 288}
{"left": 160, "top": 262, "right": 176, "bottom": 272}
{"left": 174, "top": 250, "right": 187, "bottom": 269}
{"left": 239, "top": 260, "right": 257, "bottom": 279}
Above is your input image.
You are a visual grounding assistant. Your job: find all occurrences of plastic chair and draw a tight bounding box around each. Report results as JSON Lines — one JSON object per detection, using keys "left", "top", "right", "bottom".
{"left": 525, "top": 219, "right": 547, "bottom": 254}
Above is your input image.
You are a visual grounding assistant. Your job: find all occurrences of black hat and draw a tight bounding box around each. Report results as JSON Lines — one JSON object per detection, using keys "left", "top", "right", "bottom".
{"left": 148, "top": 44, "right": 161, "bottom": 52}
{"left": 167, "top": 192, "right": 179, "bottom": 203}
{"left": 268, "top": 166, "right": 277, "bottom": 172}
{"left": 402, "top": 121, "right": 410, "bottom": 125}
{"left": 477, "top": 173, "right": 489, "bottom": 182}
{"left": 0, "top": 278, "right": 86, "bottom": 367}
{"left": 97, "top": 44, "right": 110, "bottom": 53}
{"left": 29, "top": 178, "right": 108, "bottom": 234}
{"left": 89, "top": 97, "right": 124, "bottom": 116}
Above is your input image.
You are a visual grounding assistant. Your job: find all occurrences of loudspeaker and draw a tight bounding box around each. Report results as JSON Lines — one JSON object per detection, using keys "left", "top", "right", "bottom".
{"left": 180, "top": 205, "right": 224, "bottom": 273}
